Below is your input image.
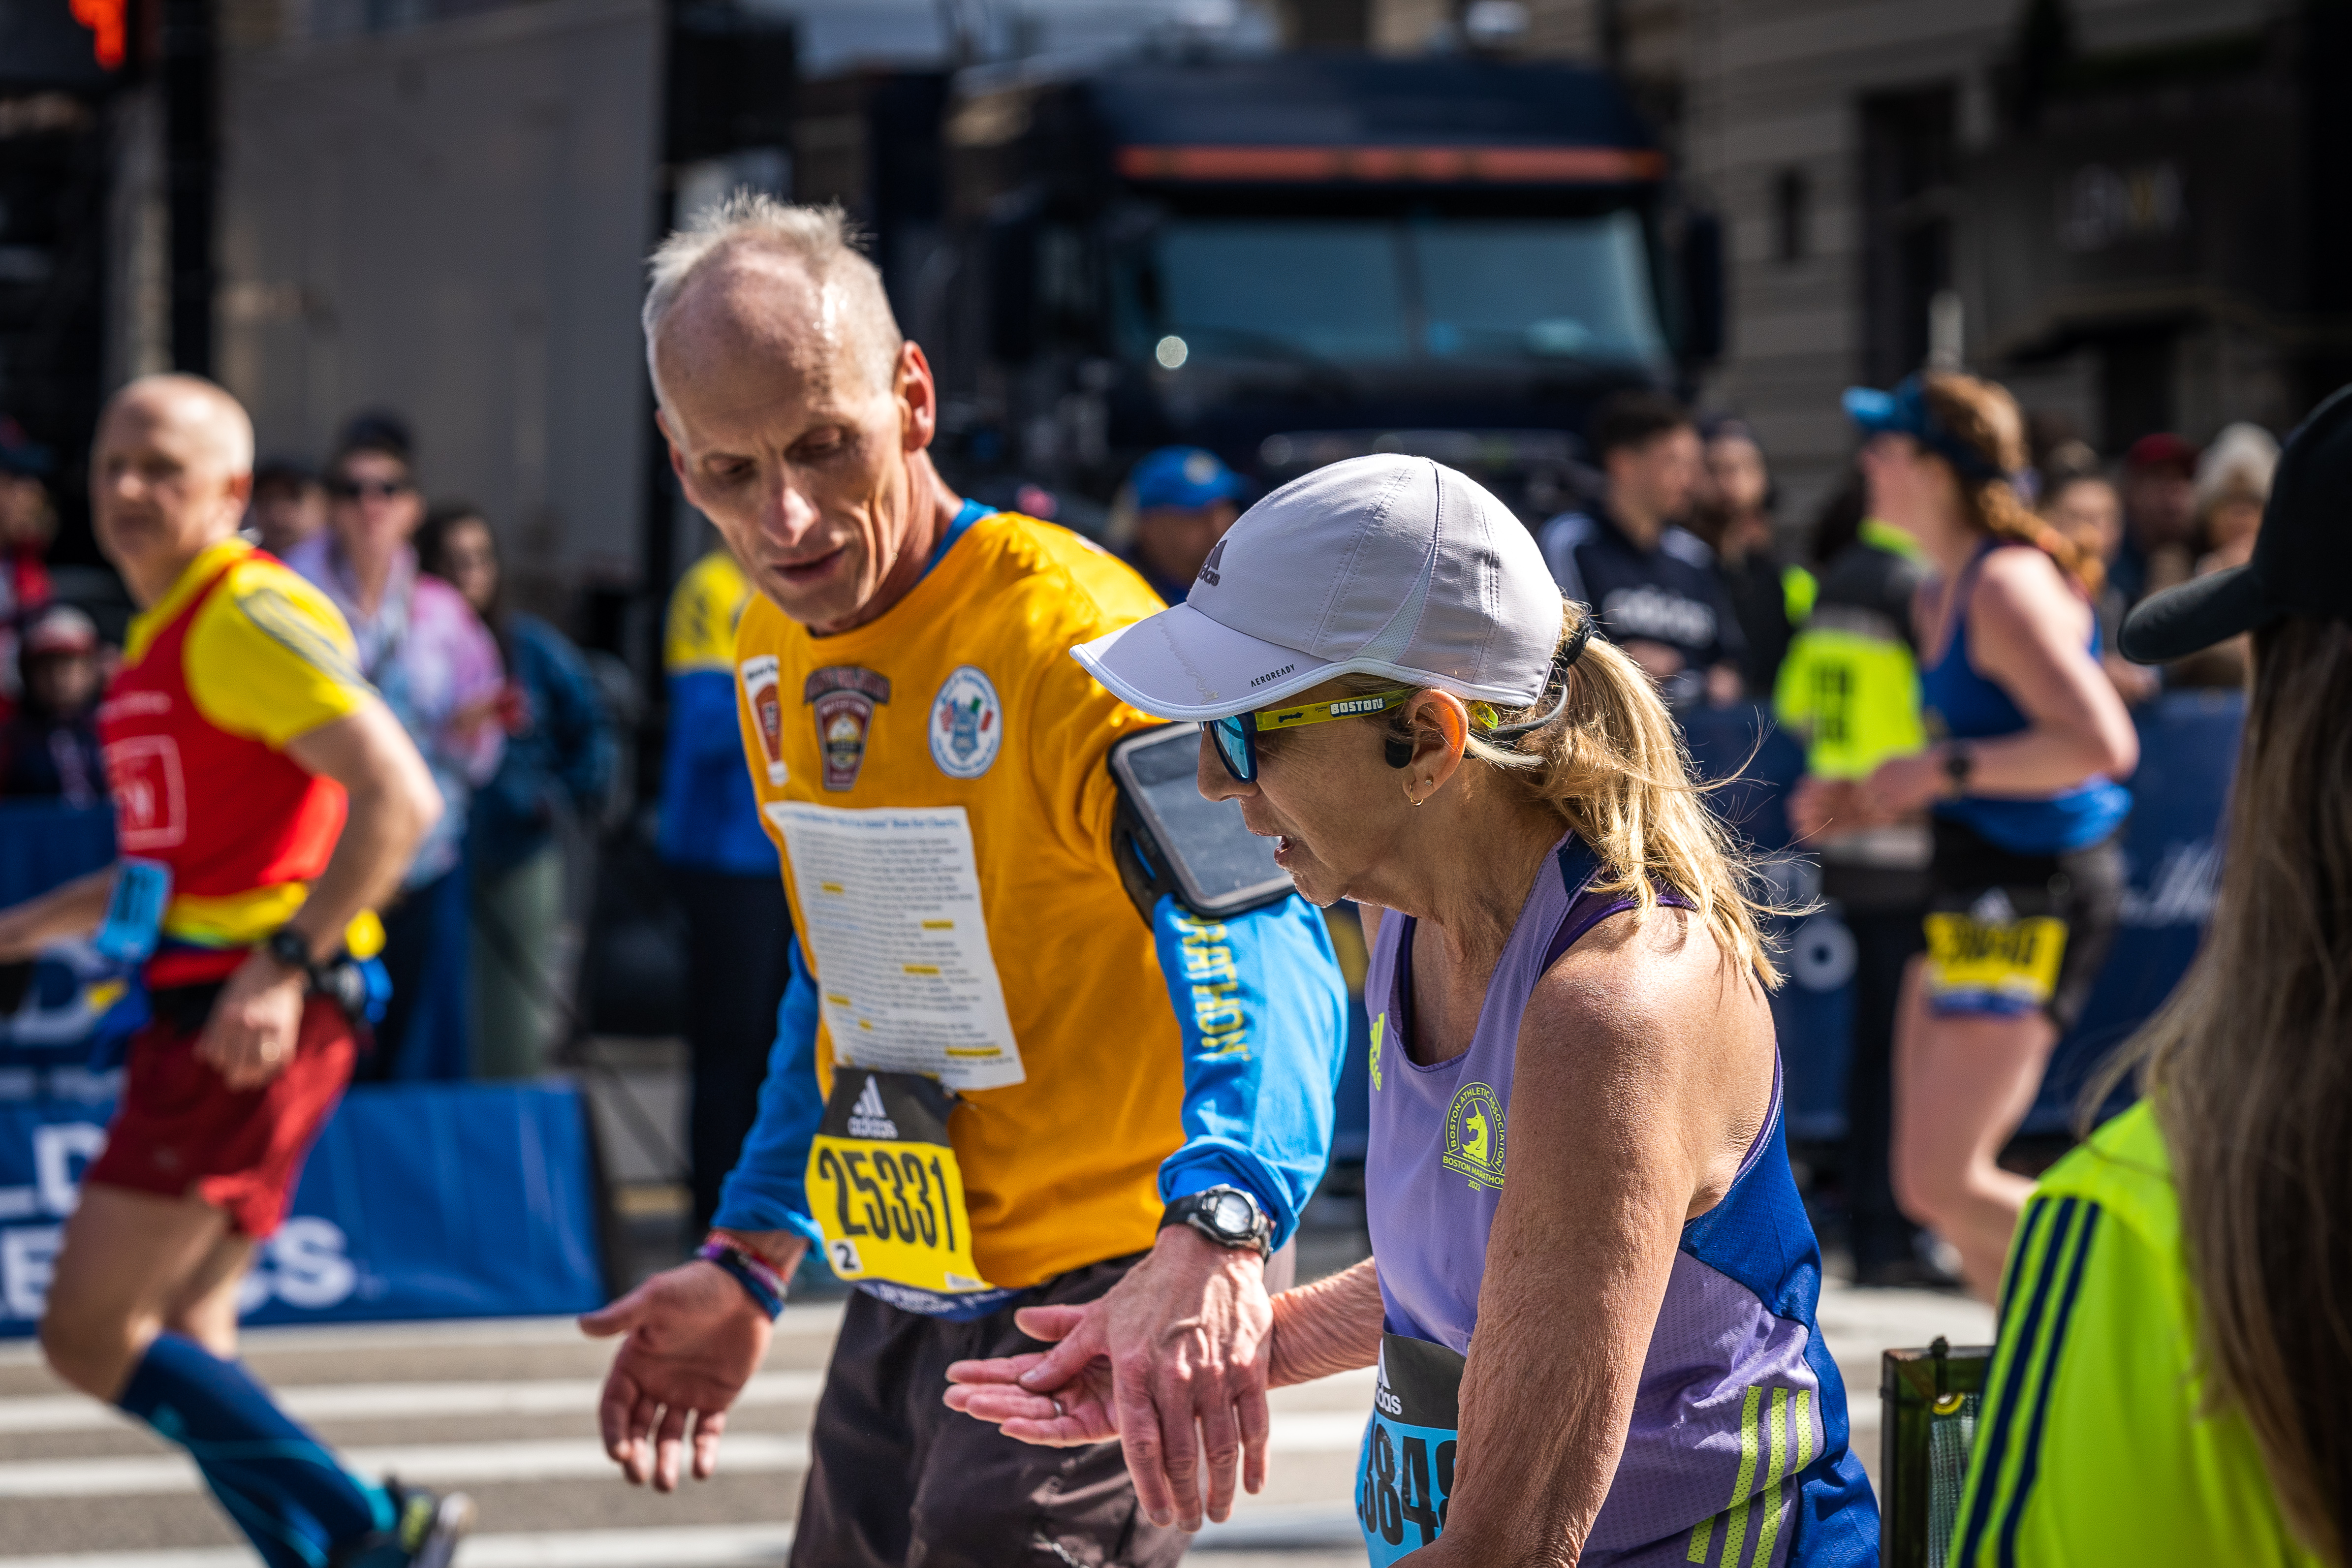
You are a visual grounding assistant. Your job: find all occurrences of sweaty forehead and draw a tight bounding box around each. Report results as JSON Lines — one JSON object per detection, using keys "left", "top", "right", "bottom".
{"left": 655, "top": 251, "right": 878, "bottom": 421}
{"left": 102, "top": 383, "right": 251, "bottom": 471}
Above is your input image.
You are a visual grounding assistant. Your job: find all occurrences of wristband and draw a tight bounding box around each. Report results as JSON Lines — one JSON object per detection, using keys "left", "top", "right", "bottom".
{"left": 697, "top": 1237, "right": 786, "bottom": 1320}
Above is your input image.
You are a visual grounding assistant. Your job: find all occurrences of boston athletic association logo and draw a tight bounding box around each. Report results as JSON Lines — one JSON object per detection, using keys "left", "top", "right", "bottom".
{"left": 930, "top": 665, "right": 1003, "bottom": 779}
{"left": 805, "top": 666, "right": 891, "bottom": 792}
{"left": 1442, "top": 1081, "right": 1505, "bottom": 1192}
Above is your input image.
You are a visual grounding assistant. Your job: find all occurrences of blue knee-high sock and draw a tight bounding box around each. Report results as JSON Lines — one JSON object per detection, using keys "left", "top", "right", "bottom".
{"left": 117, "top": 1332, "right": 393, "bottom": 1568}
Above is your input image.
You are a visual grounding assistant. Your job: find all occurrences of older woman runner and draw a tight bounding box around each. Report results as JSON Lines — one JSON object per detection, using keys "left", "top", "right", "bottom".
{"left": 949, "top": 456, "right": 1877, "bottom": 1566}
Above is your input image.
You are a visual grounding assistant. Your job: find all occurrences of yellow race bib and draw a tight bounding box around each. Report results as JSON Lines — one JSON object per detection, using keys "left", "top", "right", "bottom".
{"left": 806, "top": 1068, "right": 996, "bottom": 1297}
{"left": 1923, "top": 910, "right": 2069, "bottom": 1010}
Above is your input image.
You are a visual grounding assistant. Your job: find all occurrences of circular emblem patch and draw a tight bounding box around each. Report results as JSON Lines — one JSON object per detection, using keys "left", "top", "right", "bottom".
{"left": 1441, "top": 1081, "right": 1506, "bottom": 1191}
{"left": 930, "top": 665, "right": 1003, "bottom": 779}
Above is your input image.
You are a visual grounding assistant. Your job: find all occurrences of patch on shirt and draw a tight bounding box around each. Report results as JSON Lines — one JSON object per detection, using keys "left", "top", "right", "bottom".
{"left": 806, "top": 666, "right": 890, "bottom": 792}
{"left": 929, "top": 665, "right": 1002, "bottom": 779}
{"left": 1441, "top": 1081, "right": 1505, "bottom": 1191}
{"left": 740, "top": 655, "right": 787, "bottom": 785}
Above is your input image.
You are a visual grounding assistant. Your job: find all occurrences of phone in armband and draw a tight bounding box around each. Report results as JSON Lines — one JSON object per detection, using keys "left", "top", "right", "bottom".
{"left": 1108, "top": 724, "right": 1294, "bottom": 922}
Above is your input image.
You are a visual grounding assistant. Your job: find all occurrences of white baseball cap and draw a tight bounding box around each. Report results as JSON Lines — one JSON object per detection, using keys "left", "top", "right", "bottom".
{"left": 1072, "top": 454, "right": 1563, "bottom": 721}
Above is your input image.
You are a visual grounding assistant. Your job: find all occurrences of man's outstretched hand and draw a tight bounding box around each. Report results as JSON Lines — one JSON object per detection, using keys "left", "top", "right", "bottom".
{"left": 581, "top": 1257, "right": 774, "bottom": 1492}
{"left": 944, "top": 1225, "right": 1273, "bottom": 1532}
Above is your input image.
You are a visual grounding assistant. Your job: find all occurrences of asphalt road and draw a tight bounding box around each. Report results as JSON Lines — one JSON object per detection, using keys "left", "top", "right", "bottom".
{"left": 0, "top": 1274, "right": 1990, "bottom": 1567}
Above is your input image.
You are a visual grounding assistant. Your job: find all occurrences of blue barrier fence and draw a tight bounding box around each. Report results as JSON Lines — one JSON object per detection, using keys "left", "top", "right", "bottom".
{"left": 0, "top": 1084, "right": 606, "bottom": 1336}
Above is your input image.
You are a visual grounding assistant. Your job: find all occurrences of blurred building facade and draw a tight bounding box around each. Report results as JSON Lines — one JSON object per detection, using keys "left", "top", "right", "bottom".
{"left": 12, "top": 0, "right": 2348, "bottom": 640}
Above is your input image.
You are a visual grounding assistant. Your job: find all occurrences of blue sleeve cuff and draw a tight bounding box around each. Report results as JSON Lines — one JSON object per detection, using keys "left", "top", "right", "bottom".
{"left": 1159, "top": 1146, "right": 1297, "bottom": 1248}
{"left": 711, "top": 942, "right": 827, "bottom": 1246}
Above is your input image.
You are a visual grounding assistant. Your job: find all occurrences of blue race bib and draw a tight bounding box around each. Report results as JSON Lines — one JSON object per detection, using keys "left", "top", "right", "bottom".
{"left": 1356, "top": 1333, "right": 1463, "bottom": 1564}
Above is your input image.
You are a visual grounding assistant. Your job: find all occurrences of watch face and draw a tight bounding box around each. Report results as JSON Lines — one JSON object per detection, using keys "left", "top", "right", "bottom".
{"left": 1209, "top": 1192, "right": 1253, "bottom": 1236}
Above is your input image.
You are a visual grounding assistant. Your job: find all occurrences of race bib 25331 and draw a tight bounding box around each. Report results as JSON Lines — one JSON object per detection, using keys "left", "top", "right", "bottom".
{"left": 805, "top": 1068, "right": 996, "bottom": 1299}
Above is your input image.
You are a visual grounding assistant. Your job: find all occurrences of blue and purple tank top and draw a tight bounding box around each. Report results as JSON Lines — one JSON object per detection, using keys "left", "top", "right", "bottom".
{"left": 1357, "top": 836, "right": 1878, "bottom": 1566}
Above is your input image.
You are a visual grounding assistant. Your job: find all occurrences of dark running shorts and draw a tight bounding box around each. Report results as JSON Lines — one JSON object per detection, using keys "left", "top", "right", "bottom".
{"left": 791, "top": 1253, "right": 1188, "bottom": 1568}
{"left": 1923, "top": 815, "right": 2125, "bottom": 1033}
{"left": 85, "top": 988, "right": 357, "bottom": 1237}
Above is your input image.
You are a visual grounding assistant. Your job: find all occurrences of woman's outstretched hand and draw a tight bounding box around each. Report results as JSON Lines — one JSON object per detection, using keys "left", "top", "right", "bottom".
{"left": 942, "top": 1303, "right": 1120, "bottom": 1445}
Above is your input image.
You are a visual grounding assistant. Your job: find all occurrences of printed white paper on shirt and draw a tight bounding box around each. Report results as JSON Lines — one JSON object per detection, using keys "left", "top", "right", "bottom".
{"left": 765, "top": 801, "right": 1025, "bottom": 1091}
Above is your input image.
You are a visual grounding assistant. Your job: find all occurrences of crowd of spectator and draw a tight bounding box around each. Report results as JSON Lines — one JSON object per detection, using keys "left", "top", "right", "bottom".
{"left": 0, "top": 408, "right": 619, "bottom": 1087}
{"left": 1538, "top": 380, "right": 2287, "bottom": 1296}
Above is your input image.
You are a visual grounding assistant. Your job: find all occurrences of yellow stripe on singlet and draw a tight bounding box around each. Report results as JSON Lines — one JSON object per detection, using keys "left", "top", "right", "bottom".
{"left": 1750, "top": 1387, "right": 1792, "bottom": 1567}
{"left": 1717, "top": 1385, "right": 1765, "bottom": 1566}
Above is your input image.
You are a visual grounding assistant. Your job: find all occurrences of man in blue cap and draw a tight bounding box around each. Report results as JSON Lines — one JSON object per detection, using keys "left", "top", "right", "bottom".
{"left": 1121, "top": 445, "right": 1245, "bottom": 604}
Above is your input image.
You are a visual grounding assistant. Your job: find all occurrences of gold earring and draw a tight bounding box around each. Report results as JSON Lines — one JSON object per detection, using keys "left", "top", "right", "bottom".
{"left": 1406, "top": 783, "right": 1424, "bottom": 807}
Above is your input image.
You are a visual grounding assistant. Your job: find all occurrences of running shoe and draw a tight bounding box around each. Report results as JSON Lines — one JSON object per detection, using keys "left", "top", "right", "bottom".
{"left": 330, "top": 1479, "right": 475, "bottom": 1568}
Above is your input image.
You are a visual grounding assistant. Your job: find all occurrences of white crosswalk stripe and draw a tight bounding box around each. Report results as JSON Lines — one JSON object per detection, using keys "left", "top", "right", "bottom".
{"left": 0, "top": 1523, "right": 801, "bottom": 1568}
{"left": 0, "top": 1411, "right": 1375, "bottom": 1499}
{"left": 0, "top": 1371, "right": 826, "bottom": 1434}
{"left": 0, "top": 1434, "right": 815, "bottom": 1498}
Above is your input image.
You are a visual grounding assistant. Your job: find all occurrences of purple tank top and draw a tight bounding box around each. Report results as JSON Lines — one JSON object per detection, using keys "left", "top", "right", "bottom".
{"left": 1358, "top": 835, "right": 1875, "bottom": 1566}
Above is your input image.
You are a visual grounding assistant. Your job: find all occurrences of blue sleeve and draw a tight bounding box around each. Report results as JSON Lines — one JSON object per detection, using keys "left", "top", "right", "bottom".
{"left": 1153, "top": 893, "right": 1349, "bottom": 1251}
{"left": 666, "top": 668, "right": 748, "bottom": 772}
{"left": 710, "top": 941, "right": 826, "bottom": 1249}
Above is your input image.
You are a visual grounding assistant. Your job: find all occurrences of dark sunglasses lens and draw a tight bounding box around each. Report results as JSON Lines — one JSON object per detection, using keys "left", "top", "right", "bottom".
{"left": 329, "top": 478, "right": 409, "bottom": 500}
{"left": 1209, "top": 717, "right": 1253, "bottom": 781}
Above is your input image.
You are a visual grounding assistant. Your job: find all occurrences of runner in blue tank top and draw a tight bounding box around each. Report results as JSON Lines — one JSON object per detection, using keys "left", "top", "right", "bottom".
{"left": 1831, "top": 374, "right": 2139, "bottom": 1298}
{"left": 950, "top": 455, "right": 1878, "bottom": 1565}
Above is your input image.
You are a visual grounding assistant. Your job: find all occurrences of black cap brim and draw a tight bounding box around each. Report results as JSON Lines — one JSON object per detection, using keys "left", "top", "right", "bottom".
{"left": 2119, "top": 563, "right": 2274, "bottom": 663}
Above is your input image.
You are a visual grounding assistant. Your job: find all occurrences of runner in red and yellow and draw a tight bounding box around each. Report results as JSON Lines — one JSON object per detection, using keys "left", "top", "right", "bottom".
{"left": 0, "top": 376, "right": 468, "bottom": 1568}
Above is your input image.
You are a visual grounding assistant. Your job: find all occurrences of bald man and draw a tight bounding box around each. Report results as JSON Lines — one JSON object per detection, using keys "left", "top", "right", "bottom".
{"left": 580, "top": 197, "right": 1347, "bottom": 1566}
{"left": 1, "top": 376, "right": 468, "bottom": 1567}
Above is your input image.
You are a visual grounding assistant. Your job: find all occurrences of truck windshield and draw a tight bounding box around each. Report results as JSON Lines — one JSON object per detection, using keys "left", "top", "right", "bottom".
{"left": 1130, "top": 210, "right": 1668, "bottom": 369}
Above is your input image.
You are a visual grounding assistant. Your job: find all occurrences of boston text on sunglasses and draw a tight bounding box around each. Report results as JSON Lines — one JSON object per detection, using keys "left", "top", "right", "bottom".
{"left": 949, "top": 455, "right": 1879, "bottom": 1566}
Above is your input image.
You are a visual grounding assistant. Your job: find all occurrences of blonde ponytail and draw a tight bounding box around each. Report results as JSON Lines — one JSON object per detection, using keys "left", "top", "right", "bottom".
{"left": 1350, "top": 600, "right": 1783, "bottom": 987}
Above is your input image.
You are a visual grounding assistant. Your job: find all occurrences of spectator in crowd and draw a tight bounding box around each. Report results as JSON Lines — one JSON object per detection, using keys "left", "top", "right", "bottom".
{"left": 247, "top": 458, "right": 327, "bottom": 559}
{"left": 2193, "top": 422, "right": 2278, "bottom": 578}
{"left": 2040, "top": 464, "right": 2161, "bottom": 705}
{"left": 1118, "top": 445, "right": 1245, "bottom": 604}
{"left": 2112, "top": 432, "right": 2199, "bottom": 606}
{"left": 1838, "top": 373, "right": 2137, "bottom": 1299}
{"left": 0, "top": 606, "right": 106, "bottom": 807}
{"left": 1539, "top": 390, "right": 1745, "bottom": 709}
{"left": 2164, "top": 423, "right": 2281, "bottom": 691}
{"left": 658, "top": 539, "right": 788, "bottom": 1232}
{"left": 291, "top": 438, "right": 504, "bottom": 1080}
{"left": 0, "top": 416, "right": 58, "bottom": 719}
{"left": 1951, "top": 387, "right": 2352, "bottom": 1567}
{"left": 1781, "top": 475, "right": 1949, "bottom": 1287}
{"left": 1691, "top": 415, "right": 1803, "bottom": 697}
{"left": 416, "top": 503, "right": 612, "bottom": 1080}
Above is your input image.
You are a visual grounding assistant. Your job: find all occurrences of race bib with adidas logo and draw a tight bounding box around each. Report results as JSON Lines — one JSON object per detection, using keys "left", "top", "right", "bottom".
{"left": 1355, "top": 1333, "right": 1464, "bottom": 1565}
{"left": 806, "top": 1068, "right": 1006, "bottom": 1309}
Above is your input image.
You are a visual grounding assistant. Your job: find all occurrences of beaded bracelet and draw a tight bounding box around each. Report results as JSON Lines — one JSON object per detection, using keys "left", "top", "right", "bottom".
{"left": 697, "top": 1236, "right": 786, "bottom": 1320}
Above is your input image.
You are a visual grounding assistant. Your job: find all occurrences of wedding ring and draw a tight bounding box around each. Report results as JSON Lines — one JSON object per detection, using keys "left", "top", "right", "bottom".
{"left": 1050, "top": 1397, "right": 1066, "bottom": 1419}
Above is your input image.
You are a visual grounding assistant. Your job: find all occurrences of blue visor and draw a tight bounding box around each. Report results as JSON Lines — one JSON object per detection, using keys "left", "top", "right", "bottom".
{"left": 1842, "top": 376, "right": 2009, "bottom": 483}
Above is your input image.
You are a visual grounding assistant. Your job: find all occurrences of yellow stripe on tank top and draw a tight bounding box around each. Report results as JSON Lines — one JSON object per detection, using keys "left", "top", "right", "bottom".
{"left": 1749, "top": 1386, "right": 1792, "bottom": 1567}
{"left": 164, "top": 884, "right": 385, "bottom": 958}
{"left": 1716, "top": 1385, "right": 1765, "bottom": 1567}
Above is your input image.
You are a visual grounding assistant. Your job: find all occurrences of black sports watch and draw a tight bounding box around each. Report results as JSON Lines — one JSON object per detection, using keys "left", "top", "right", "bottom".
{"left": 1942, "top": 743, "right": 1976, "bottom": 796}
{"left": 1160, "top": 1186, "right": 1273, "bottom": 1259}
{"left": 263, "top": 926, "right": 315, "bottom": 979}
